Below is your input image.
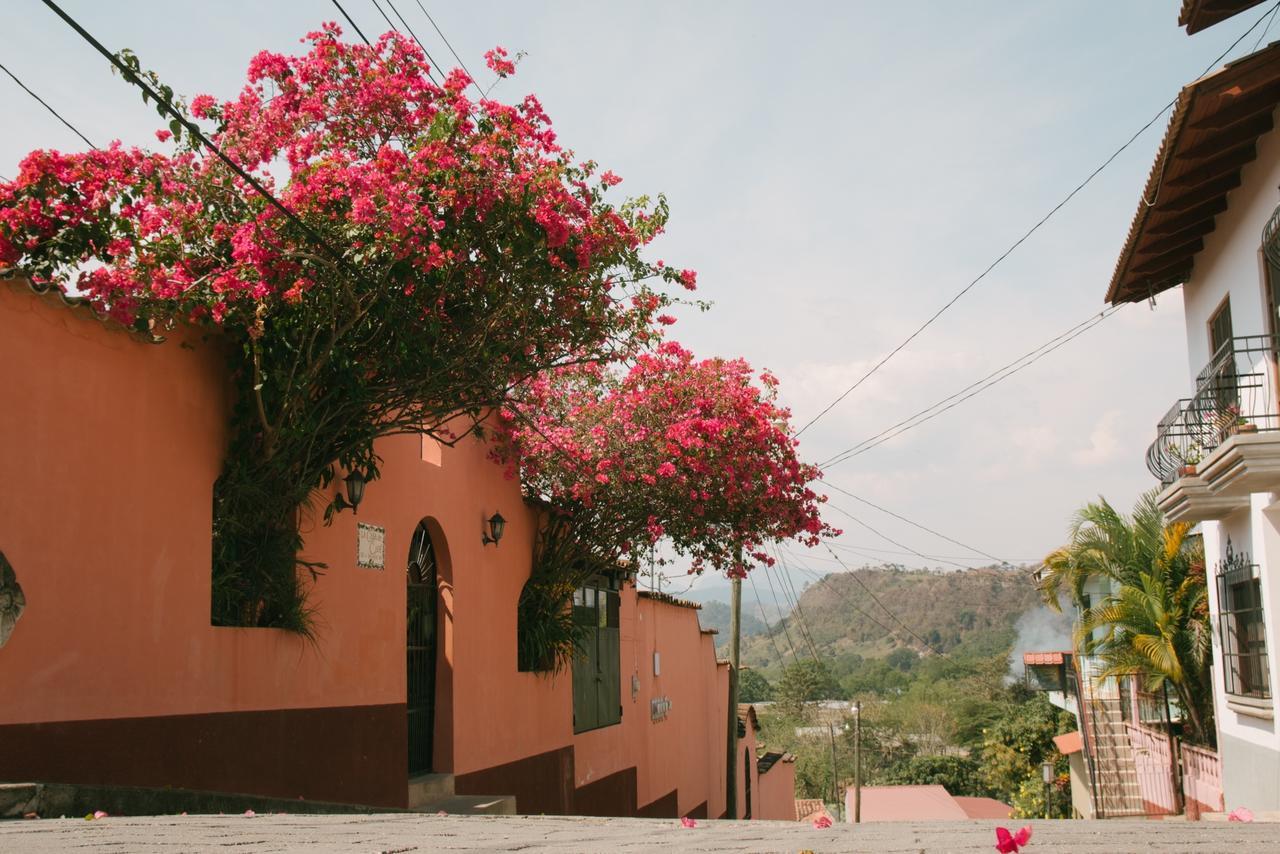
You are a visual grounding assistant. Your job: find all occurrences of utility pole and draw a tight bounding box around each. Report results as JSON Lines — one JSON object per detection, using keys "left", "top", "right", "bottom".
{"left": 725, "top": 550, "right": 743, "bottom": 818}
{"left": 853, "top": 701, "right": 862, "bottom": 824}
{"left": 827, "top": 722, "right": 841, "bottom": 822}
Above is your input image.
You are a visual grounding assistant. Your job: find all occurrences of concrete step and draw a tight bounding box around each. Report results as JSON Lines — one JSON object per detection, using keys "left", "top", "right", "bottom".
{"left": 407, "top": 773, "right": 455, "bottom": 808}
{"left": 410, "top": 794, "right": 516, "bottom": 816}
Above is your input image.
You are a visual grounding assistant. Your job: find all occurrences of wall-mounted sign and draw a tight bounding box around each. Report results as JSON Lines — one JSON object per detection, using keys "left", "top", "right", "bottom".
{"left": 357, "top": 522, "right": 386, "bottom": 569}
{"left": 650, "top": 696, "right": 672, "bottom": 722}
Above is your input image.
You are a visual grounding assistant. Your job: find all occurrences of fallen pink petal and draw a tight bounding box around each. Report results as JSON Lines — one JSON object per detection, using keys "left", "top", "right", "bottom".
{"left": 92, "top": 810, "right": 108, "bottom": 820}
{"left": 243, "top": 809, "right": 256, "bottom": 817}
{"left": 680, "top": 816, "right": 697, "bottom": 828}
{"left": 995, "top": 825, "right": 1032, "bottom": 854}
{"left": 811, "top": 814, "right": 833, "bottom": 829}
{"left": 1229, "top": 807, "right": 1254, "bottom": 823}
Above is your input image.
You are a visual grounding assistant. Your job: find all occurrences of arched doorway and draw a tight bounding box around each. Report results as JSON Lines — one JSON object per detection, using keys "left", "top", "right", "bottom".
{"left": 406, "top": 521, "right": 438, "bottom": 775}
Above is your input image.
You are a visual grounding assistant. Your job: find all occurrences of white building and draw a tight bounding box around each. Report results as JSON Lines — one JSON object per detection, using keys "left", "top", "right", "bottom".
{"left": 1106, "top": 14, "right": 1280, "bottom": 811}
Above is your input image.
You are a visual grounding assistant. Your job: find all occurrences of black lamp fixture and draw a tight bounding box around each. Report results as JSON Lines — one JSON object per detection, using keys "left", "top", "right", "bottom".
{"left": 343, "top": 468, "right": 367, "bottom": 515}
{"left": 482, "top": 512, "right": 506, "bottom": 546}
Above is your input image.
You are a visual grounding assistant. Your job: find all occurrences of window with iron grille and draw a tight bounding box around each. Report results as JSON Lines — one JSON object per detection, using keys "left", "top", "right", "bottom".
{"left": 1216, "top": 542, "right": 1270, "bottom": 699}
{"left": 572, "top": 574, "right": 622, "bottom": 733}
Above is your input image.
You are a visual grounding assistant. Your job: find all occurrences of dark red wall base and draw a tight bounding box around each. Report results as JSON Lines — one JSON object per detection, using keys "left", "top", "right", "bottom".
{"left": 456, "top": 746, "right": 688, "bottom": 817}
{"left": 455, "top": 746, "right": 576, "bottom": 814}
{"left": 0, "top": 704, "right": 407, "bottom": 808}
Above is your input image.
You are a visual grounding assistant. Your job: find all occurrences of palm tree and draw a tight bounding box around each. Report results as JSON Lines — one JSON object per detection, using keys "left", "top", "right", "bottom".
{"left": 1039, "top": 492, "right": 1214, "bottom": 745}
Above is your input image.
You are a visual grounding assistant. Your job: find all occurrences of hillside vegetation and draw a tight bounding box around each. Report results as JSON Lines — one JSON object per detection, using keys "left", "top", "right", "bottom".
{"left": 730, "top": 565, "right": 1042, "bottom": 680}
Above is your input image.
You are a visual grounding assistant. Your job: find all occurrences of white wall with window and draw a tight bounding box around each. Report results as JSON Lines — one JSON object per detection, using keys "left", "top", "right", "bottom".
{"left": 1178, "top": 109, "right": 1280, "bottom": 811}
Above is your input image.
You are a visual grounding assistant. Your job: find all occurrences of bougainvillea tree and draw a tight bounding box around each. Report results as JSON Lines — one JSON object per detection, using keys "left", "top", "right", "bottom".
{"left": 0, "top": 25, "right": 692, "bottom": 630}
{"left": 496, "top": 341, "right": 836, "bottom": 669}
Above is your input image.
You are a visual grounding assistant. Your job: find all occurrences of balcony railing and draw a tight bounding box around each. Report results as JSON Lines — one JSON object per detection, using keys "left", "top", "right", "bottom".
{"left": 1146, "top": 335, "right": 1280, "bottom": 484}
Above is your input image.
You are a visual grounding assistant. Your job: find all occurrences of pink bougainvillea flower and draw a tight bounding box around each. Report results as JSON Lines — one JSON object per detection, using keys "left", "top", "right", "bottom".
{"left": 1229, "top": 807, "right": 1254, "bottom": 823}
{"left": 811, "top": 814, "right": 833, "bottom": 829}
{"left": 85, "top": 810, "right": 108, "bottom": 820}
{"left": 243, "top": 809, "right": 256, "bottom": 817}
{"left": 680, "top": 816, "right": 697, "bottom": 828}
{"left": 436, "top": 810, "right": 448, "bottom": 816}
{"left": 994, "top": 825, "right": 1032, "bottom": 853}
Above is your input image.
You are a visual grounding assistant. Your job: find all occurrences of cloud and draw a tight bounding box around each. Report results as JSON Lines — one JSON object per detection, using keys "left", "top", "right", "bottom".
{"left": 1072, "top": 411, "right": 1123, "bottom": 467}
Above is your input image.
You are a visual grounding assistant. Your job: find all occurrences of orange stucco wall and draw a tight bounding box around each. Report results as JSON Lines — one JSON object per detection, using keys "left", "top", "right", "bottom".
{"left": 0, "top": 278, "right": 762, "bottom": 817}
{"left": 757, "top": 760, "right": 797, "bottom": 821}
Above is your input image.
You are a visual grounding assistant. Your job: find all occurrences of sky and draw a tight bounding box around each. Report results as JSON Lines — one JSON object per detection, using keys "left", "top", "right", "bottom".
{"left": 3, "top": 1, "right": 1275, "bottom": 594}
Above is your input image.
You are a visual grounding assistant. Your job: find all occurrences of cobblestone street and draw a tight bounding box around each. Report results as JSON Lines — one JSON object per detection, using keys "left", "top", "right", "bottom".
{"left": 2, "top": 814, "right": 1279, "bottom": 853}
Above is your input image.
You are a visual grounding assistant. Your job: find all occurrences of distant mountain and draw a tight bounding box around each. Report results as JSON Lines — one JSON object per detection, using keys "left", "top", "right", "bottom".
{"left": 734, "top": 564, "right": 1042, "bottom": 675}
{"left": 697, "top": 599, "right": 767, "bottom": 638}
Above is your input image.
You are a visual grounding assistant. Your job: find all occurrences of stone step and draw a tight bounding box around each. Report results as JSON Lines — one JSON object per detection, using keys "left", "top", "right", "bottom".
{"left": 407, "top": 773, "right": 454, "bottom": 808}
{"left": 410, "top": 794, "right": 516, "bottom": 816}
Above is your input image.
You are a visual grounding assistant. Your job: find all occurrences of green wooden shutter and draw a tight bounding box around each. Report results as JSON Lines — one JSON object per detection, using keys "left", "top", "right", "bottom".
{"left": 597, "top": 624, "right": 621, "bottom": 727}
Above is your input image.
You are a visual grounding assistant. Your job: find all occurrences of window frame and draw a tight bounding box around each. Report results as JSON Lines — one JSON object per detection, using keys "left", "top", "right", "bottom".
{"left": 1216, "top": 544, "right": 1271, "bottom": 700}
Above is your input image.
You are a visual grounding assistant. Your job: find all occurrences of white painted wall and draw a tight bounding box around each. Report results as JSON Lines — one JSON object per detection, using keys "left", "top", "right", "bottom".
{"left": 1178, "top": 108, "right": 1280, "bottom": 809}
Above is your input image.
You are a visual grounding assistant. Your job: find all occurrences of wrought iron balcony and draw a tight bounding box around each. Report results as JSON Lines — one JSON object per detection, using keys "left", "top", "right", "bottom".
{"left": 1146, "top": 335, "right": 1280, "bottom": 485}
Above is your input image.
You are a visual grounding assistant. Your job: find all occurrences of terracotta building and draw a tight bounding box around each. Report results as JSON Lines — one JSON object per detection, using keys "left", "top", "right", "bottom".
{"left": 0, "top": 277, "right": 794, "bottom": 819}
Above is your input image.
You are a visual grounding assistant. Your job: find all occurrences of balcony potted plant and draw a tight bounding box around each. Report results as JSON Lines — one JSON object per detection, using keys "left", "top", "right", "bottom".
{"left": 1171, "top": 442, "right": 1203, "bottom": 478}
{"left": 1226, "top": 402, "right": 1257, "bottom": 436}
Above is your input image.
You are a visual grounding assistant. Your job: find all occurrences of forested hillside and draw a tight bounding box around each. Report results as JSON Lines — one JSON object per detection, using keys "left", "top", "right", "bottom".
{"left": 725, "top": 565, "right": 1043, "bottom": 679}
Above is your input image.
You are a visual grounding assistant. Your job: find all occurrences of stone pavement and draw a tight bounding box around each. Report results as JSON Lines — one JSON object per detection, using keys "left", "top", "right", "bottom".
{"left": 2, "top": 813, "right": 1280, "bottom": 853}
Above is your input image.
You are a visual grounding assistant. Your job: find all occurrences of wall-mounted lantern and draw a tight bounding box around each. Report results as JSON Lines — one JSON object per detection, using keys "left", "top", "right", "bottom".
{"left": 482, "top": 512, "right": 506, "bottom": 546}
{"left": 343, "top": 469, "right": 367, "bottom": 515}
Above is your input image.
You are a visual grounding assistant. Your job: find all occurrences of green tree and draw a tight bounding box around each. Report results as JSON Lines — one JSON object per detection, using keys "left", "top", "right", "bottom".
{"left": 1040, "top": 492, "right": 1213, "bottom": 744}
{"left": 738, "top": 668, "right": 773, "bottom": 703}
{"left": 977, "top": 687, "right": 1070, "bottom": 814}
{"left": 882, "top": 754, "right": 991, "bottom": 798}
{"left": 776, "top": 659, "right": 843, "bottom": 718}
{"left": 886, "top": 647, "right": 919, "bottom": 672}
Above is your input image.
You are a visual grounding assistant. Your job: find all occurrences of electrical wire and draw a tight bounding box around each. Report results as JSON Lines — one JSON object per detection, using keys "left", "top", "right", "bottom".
{"left": 329, "top": 0, "right": 372, "bottom": 46}
{"left": 794, "top": 2, "right": 1280, "bottom": 438}
{"left": 747, "top": 570, "right": 797, "bottom": 668}
{"left": 0, "top": 61, "right": 96, "bottom": 149}
{"left": 383, "top": 0, "right": 446, "bottom": 84}
{"left": 820, "top": 542, "right": 952, "bottom": 659}
{"left": 412, "top": 0, "right": 485, "bottom": 98}
{"left": 758, "top": 553, "right": 805, "bottom": 666}
{"left": 824, "top": 502, "right": 971, "bottom": 571}
{"left": 42, "top": 0, "right": 372, "bottom": 292}
{"left": 820, "top": 305, "right": 1121, "bottom": 468}
{"left": 821, "top": 482, "right": 1006, "bottom": 564}
{"left": 767, "top": 548, "right": 826, "bottom": 664}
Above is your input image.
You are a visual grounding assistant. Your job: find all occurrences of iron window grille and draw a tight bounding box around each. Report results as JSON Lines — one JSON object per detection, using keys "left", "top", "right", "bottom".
{"left": 1216, "top": 540, "right": 1271, "bottom": 700}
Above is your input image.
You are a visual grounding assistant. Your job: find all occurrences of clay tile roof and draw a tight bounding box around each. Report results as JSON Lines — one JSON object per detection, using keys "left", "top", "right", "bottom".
{"left": 1023, "top": 651, "right": 1069, "bottom": 666}
{"left": 637, "top": 590, "right": 701, "bottom": 610}
{"left": 736, "top": 704, "right": 761, "bottom": 733}
{"left": 756, "top": 751, "right": 795, "bottom": 774}
{"left": 1107, "top": 40, "right": 1280, "bottom": 304}
{"left": 1179, "top": 0, "right": 1267, "bottom": 34}
{"left": 953, "top": 796, "right": 1014, "bottom": 819}
{"left": 794, "top": 799, "right": 827, "bottom": 822}
{"left": 851, "top": 785, "right": 970, "bottom": 822}
{"left": 1053, "top": 730, "right": 1084, "bottom": 755}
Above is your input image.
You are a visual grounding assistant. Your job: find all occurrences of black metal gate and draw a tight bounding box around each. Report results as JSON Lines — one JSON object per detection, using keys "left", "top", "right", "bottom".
{"left": 406, "top": 521, "right": 438, "bottom": 775}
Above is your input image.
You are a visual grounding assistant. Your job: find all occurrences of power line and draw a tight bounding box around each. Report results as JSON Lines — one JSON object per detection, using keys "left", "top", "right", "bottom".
{"left": 820, "top": 542, "right": 951, "bottom": 659}
{"left": 42, "top": 0, "right": 367, "bottom": 289}
{"left": 781, "top": 551, "right": 936, "bottom": 658}
{"left": 330, "top": 0, "right": 373, "bottom": 46}
{"left": 794, "top": 3, "right": 1280, "bottom": 439}
{"left": 383, "top": 0, "right": 446, "bottom": 85}
{"left": 0, "top": 61, "right": 96, "bottom": 149}
{"left": 820, "top": 305, "right": 1120, "bottom": 468}
{"left": 768, "top": 547, "right": 826, "bottom": 664}
{"left": 747, "top": 570, "right": 798, "bottom": 668}
{"left": 822, "top": 540, "right": 1036, "bottom": 563}
{"left": 824, "top": 502, "right": 971, "bottom": 571}
{"left": 821, "top": 482, "right": 1006, "bottom": 564}
{"left": 758, "top": 553, "right": 804, "bottom": 667}
{"left": 412, "top": 0, "right": 485, "bottom": 98}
